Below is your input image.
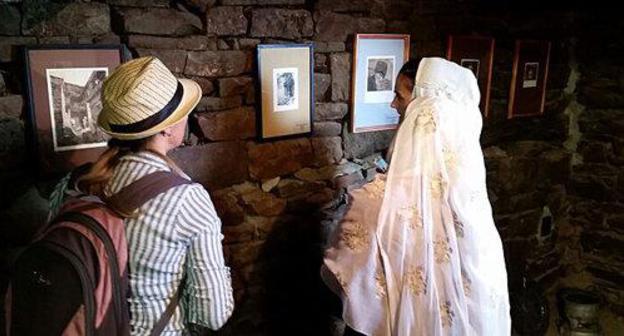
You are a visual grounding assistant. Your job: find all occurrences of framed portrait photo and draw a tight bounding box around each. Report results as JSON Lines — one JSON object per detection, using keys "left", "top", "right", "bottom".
{"left": 351, "top": 34, "right": 410, "bottom": 133}
{"left": 446, "top": 35, "right": 495, "bottom": 117}
{"left": 508, "top": 40, "right": 551, "bottom": 119}
{"left": 257, "top": 44, "right": 313, "bottom": 141}
{"left": 24, "top": 45, "right": 127, "bottom": 176}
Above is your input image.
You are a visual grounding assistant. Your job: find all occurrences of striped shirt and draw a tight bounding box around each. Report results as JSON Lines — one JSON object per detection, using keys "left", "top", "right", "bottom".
{"left": 49, "top": 152, "right": 235, "bottom": 335}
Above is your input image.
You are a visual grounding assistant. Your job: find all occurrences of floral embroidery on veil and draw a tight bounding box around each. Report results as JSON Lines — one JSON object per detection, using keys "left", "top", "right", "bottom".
{"left": 434, "top": 238, "right": 452, "bottom": 264}
{"left": 440, "top": 300, "right": 455, "bottom": 327}
{"left": 405, "top": 266, "right": 427, "bottom": 296}
{"left": 340, "top": 221, "right": 368, "bottom": 252}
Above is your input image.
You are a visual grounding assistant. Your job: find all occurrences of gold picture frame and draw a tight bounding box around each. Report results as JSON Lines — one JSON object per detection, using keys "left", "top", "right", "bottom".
{"left": 256, "top": 44, "right": 314, "bottom": 140}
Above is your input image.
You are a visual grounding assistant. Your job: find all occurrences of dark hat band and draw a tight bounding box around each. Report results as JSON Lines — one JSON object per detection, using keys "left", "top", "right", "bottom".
{"left": 109, "top": 82, "right": 184, "bottom": 134}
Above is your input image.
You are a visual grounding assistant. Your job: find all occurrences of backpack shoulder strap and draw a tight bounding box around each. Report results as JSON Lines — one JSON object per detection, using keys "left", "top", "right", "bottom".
{"left": 106, "top": 171, "right": 192, "bottom": 218}
{"left": 149, "top": 276, "right": 185, "bottom": 336}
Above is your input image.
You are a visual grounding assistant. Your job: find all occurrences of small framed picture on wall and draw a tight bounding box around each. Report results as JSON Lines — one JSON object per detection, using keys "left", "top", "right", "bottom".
{"left": 23, "top": 44, "right": 128, "bottom": 176}
{"left": 508, "top": 40, "right": 551, "bottom": 119}
{"left": 257, "top": 44, "right": 313, "bottom": 140}
{"left": 351, "top": 34, "right": 410, "bottom": 133}
{"left": 446, "top": 35, "right": 495, "bottom": 117}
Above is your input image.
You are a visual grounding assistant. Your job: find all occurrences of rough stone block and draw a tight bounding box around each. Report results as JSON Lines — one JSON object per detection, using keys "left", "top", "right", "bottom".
{"left": 315, "top": 103, "right": 348, "bottom": 121}
{"left": 23, "top": 2, "right": 110, "bottom": 36}
{"left": 314, "top": 73, "right": 331, "bottom": 102}
{"left": 581, "top": 231, "right": 624, "bottom": 263}
{"left": 313, "top": 41, "right": 345, "bottom": 53}
{"left": 0, "top": 95, "right": 24, "bottom": 119}
{"left": 0, "top": 5, "right": 20, "bottom": 35}
{"left": 206, "top": 6, "right": 248, "bottom": 36}
{"left": 120, "top": 7, "right": 202, "bottom": 36}
{"left": 314, "top": 0, "right": 383, "bottom": 13}
{"left": 212, "top": 188, "right": 245, "bottom": 227}
{"left": 342, "top": 124, "right": 395, "bottom": 159}
{"left": 185, "top": 77, "right": 215, "bottom": 96}
{"left": 108, "top": 0, "right": 169, "bottom": 7}
{"left": 185, "top": 50, "right": 252, "bottom": 77}
{"left": 196, "top": 107, "right": 256, "bottom": 141}
{"left": 196, "top": 96, "right": 243, "bottom": 112}
{"left": 314, "top": 11, "right": 384, "bottom": 42}
{"left": 128, "top": 35, "right": 217, "bottom": 51}
{"left": 219, "top": 76, "right": 254, "bottom": 97}
{"left": 171, "top": 141, "right": 248, "bottom": 190}
{"left": 134, "top": 49, "right": 187, "bottom": 74}
{"left": 241, "top": 188, "right": 286, "bottom": 216}
{"left": 330, "top": 53, "right": 351, "bottom": 102}
{"left": 251, "top": 8, "right": 313, "bottom": 39}
{"left": 312, "top": 136, "right": 343, "bottom": 167}
{"left": 248, "top": 139, "right": 314, "bottom": 179}
{"left": 0, "top": 118, "right": 25, "bottom": 171}
{"left": 222, "top": 0, "right": 305, "bottom": 5}
{"left": 314, "top": 53, "right": 328, "bottom": 73}
{"left": 313, "top": 122, "right": 341, "bottom": 137}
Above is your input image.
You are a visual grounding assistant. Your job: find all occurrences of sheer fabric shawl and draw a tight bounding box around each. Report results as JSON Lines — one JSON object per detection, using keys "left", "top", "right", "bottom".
{"left": 322, "top": 57, "right": 511, "bottom": 336}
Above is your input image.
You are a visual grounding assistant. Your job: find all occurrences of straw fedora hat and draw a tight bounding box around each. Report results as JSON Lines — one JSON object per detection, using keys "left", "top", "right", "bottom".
{"left": 98, "top": 56, "right": 202, "bottom": 140}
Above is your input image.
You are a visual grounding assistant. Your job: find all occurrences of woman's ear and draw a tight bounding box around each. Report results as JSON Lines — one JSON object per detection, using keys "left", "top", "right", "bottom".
{"left": 160, "top": 128, "right": 172, "bottom": 138}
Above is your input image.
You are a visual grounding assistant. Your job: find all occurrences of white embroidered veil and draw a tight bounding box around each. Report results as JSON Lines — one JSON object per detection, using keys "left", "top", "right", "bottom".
{"left": 322, "top": 57, "right": 511, "bottom": 336}
{"left": 375, "top": 57, "right": 511, "bottom": 335}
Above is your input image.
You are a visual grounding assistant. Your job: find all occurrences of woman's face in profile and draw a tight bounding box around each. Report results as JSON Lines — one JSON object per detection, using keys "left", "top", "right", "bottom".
{"left": 391, "top": 74, "right": 415, "bottom": 117}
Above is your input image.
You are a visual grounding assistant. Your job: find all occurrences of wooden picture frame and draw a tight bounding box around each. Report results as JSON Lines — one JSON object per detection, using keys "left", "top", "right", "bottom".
{"left": 508, "top": 40, "right": 551, "bottom": 119}
{"left": 351, "top": 34, "right": 410, "bottom": 133}
{"left": 256, "top": 44, "right": 314, "bottom": 141}
{"left": 23, "top": 44, "right": 127, "bottom": 176}
{"left": 447, "top": 35, "right": 495, "bottom": 117}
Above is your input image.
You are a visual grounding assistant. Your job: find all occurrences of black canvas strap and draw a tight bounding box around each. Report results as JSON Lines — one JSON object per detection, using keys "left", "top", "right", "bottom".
{"left": 108, "top": 171, "right": 191, "bottom": 335}
{"left": 149, "top": 277, "right": 185, "bottom": 336}
{"left": 106, "top": 171, "right": 191, "bottom": 218}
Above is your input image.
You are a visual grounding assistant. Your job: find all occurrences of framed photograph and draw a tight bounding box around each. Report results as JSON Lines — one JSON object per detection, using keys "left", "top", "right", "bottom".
{"left": 446, "top": 35, "right": 495, "bottom": 117}
{"left": 257, "top": 44, "right": 313, "bottom": 140}
{"left": 24, "top": 45, "right": 127, "bottom": 176}
{"left": 508, "top": 40, "right": 551, "bottom": 119}
{"left": 351, "top": 34, "right": 410, "bottom": 133}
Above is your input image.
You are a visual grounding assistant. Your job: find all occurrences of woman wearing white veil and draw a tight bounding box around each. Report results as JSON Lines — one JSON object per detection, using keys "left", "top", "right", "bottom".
{"left": 322, "top": 57, "right": 511, "bottom": 335}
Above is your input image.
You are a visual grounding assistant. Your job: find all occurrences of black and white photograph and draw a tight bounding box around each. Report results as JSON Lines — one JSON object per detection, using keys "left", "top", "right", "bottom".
{"left": 273, "top": 67, "right": 299, "bottom": 112}
{"left": 352, "top": 34, "right": 409, "bottom": 132}
{"left": 46, "top": 68, "right": 109, "bottom": 152}
{"left": 522, "top": 62, "right": 539, "bottom": 88}
{"left": 257, "top": 44, "right": 312, "bottom": 140}
{"left": 366, "top": 57, "right": 394, "bottom": 92}
{"left": 364, "top": 56, "right": 396, "bottom": 104}
{"left": 461, "top": 58, "right": 481, "bottom": 79}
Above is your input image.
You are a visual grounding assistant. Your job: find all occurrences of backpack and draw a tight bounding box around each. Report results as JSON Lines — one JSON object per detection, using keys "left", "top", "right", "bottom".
{"left": 4, "top": 171, "right": 191, "bottom": 336}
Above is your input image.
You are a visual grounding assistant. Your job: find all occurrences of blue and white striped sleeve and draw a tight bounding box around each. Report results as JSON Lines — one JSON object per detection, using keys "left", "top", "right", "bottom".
{"left": 176, "top": 184, "right": 234, "bottom": 330}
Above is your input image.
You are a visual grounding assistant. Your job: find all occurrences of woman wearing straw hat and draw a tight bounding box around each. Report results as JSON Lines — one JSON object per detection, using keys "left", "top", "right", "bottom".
{"left": 49, "top": 56, "right": 234, "bottom": 335}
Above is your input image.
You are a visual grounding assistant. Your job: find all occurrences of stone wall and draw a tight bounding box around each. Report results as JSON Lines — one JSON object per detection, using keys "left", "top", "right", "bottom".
{"left": 1, "top": 0, "right": 621, "bottom": 334}
{"left": 565, "top": 9, "right": 624, "bottom": 315}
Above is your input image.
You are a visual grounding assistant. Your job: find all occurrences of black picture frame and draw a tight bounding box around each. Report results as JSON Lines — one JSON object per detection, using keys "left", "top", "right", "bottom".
{"left": 23, "top": 44, "right": 128, "bottom": 177}
{"left": 256, "top": 43, "right": 314, "bottom": 141}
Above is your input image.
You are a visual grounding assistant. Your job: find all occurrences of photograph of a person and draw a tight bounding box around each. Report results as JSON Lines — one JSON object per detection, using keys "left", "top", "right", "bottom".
{"left": 46, "top": 67, "right": 109, "bottom": 152}
{"left": 273, "top": 67, "right": 299, "bottom": 112}
{"left": 460, "top": 58, "right": 481, "bottom": 79}
{"left": 367, "top": 57, "right": 394, "bottom": 92}
{"left": 522, "top": 62, "right": 539, "bottom": 88}
{"left": 364, "top": 56, "right": 396, "bottom": 104}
